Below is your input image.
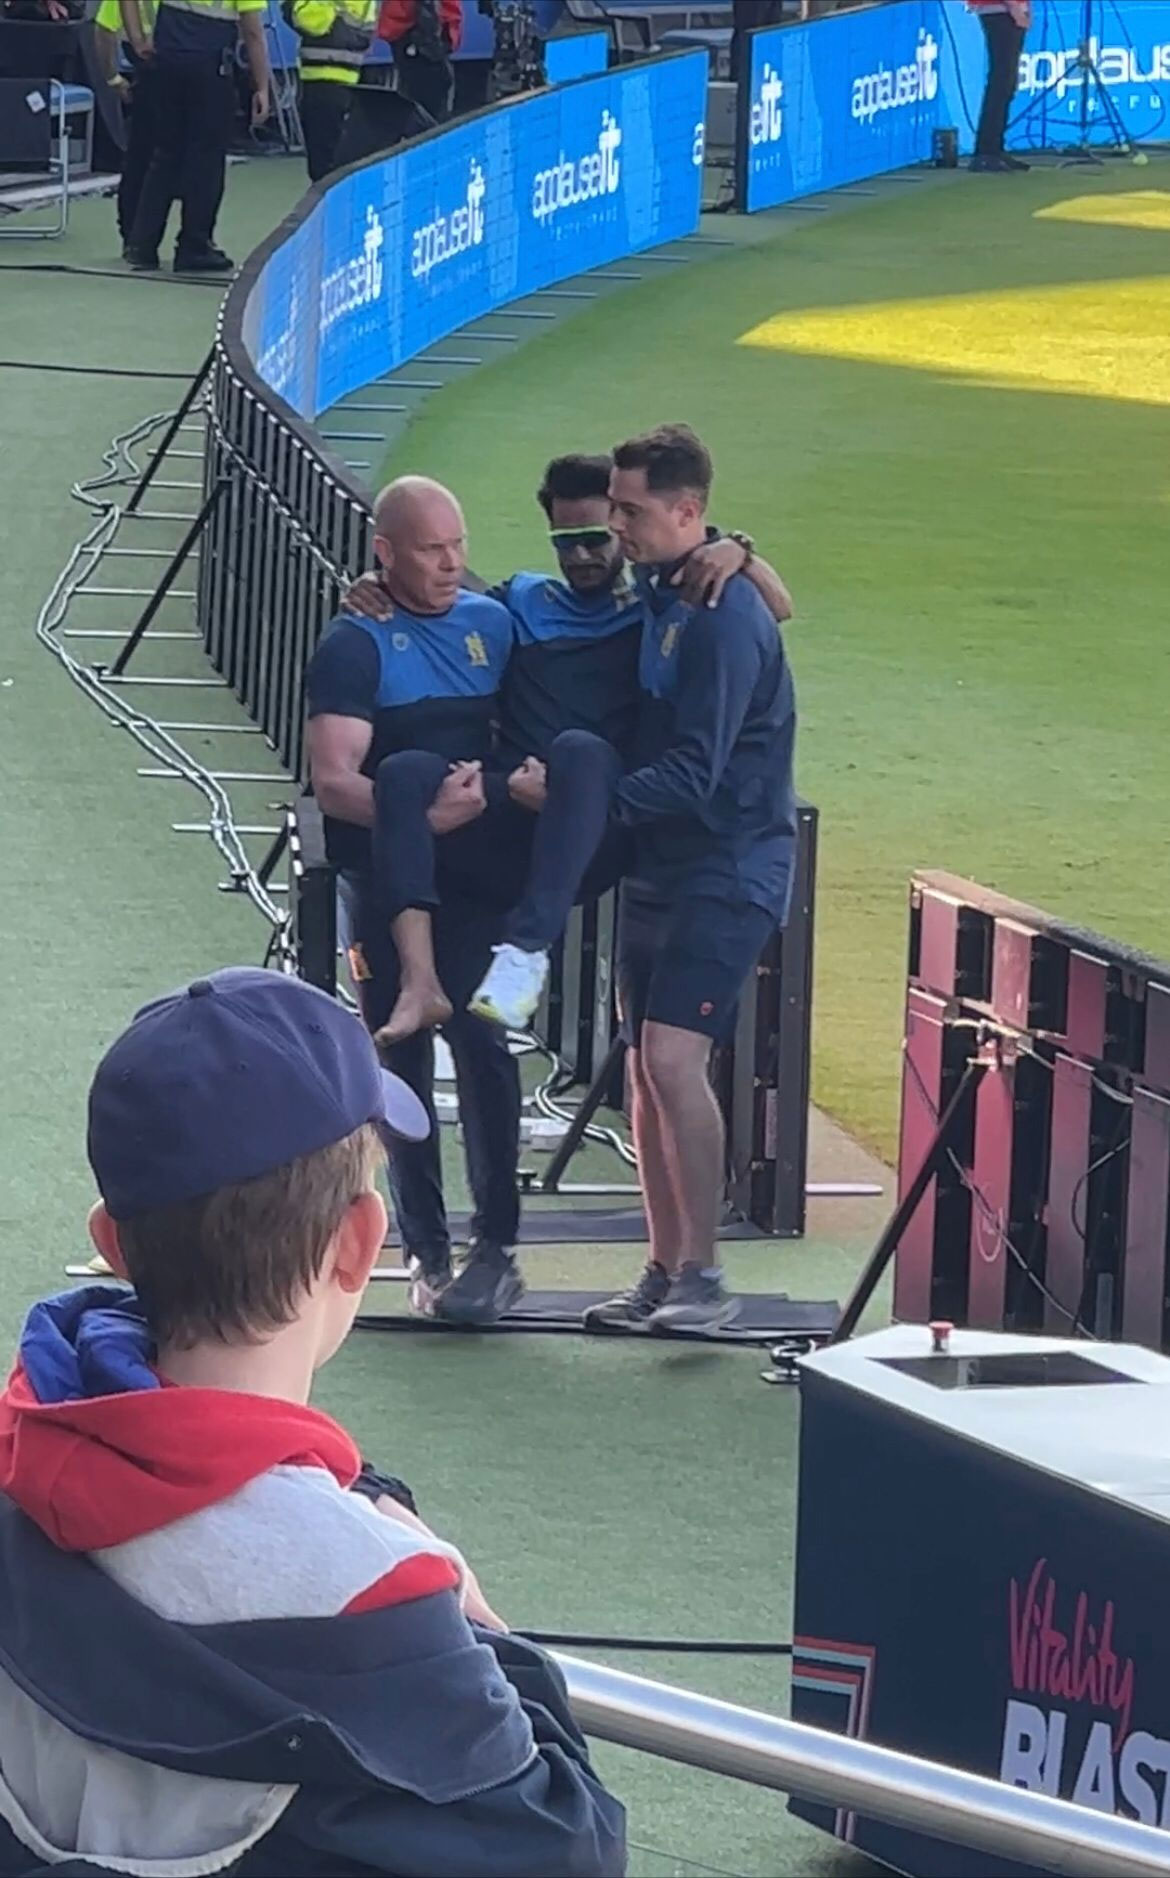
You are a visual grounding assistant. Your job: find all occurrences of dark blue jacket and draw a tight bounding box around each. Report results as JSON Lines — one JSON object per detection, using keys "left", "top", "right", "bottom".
{"left": 616, "top": 568, "right": 797, "bottom": 918}
{"left": 0, "top": 1496, "right": 625, "bottom": 1877}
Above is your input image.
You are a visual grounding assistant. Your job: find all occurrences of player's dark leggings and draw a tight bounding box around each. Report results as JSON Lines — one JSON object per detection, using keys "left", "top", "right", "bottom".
{"left": 373, "top": 729, "right": 629, "bottom": 953}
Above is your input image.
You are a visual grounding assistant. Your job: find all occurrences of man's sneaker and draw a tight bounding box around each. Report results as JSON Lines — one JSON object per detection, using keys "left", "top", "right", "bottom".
{"left": 650, "top": 1265, "right": 740, "bottom": 1333}
{"left": 469, "top": 944, "right": 549, "bottom": 1031}
{"left": 174, "top": 244, "right": 234, "bottom": 273}
{"left": 124, "top": 246, "right": 159, "bottom": 271}
{"left": 406, "top": 1253, "right": 453, "bottom": 1318}
{"left": 582, "top": 1262, "right": 671, "bottom": 1330}
{"left": 434, "top": 1241, "right": 525, "bottom": 1328}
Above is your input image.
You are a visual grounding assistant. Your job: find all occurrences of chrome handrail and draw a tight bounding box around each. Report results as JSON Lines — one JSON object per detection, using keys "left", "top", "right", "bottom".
{"left": 557, "top": 1654, "right": 1170, "bottom": 1877}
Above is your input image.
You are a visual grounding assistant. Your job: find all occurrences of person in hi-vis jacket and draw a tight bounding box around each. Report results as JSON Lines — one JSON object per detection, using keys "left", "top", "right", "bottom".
{"left": 289, "top": 0, "right": 376, "bottom": 182}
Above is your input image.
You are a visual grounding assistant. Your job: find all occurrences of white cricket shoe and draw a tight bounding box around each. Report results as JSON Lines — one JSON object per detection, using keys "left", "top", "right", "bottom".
{"left": 469, "top": 944, "right": 549, "bottom": 1030}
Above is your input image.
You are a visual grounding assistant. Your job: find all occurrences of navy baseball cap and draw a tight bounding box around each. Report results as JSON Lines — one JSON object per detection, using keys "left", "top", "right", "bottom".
{"left": 88, "top": 967, "right": 429, "bottom": 1221}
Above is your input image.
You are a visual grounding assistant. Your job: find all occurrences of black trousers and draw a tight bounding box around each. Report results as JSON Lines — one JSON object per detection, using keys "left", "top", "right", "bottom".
{"left": 116, "top": 66, "right": 155, "bottom": 241}
{"left": 373, "top": 730, "right": 628, "bottom": 952}
{"left": 975, "top": 12, "right": 1025, "bottom": 157}
{"left": 129, "top": 55, "right": 233, "bottom": 260}
{"left": 348, "top": 883, "right": 520, "bottom": 1268}
{"left": 731, "top": 0, "right": 785, "bottom": 83}
{"left": 391, "top": 38, "right": 452, "bottom": 122}
{"left": 300, "top": 76, "right": 353, "bottom": 183}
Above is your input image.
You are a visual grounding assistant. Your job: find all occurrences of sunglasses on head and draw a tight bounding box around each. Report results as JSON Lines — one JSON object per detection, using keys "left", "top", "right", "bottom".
{"left": 549, "top": 526, "right": 613, "bottom": 554}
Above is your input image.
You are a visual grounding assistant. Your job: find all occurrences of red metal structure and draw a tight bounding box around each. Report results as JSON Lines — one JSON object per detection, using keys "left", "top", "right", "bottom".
{"left": 894, "top": 872, "right": 1170, "bottom": 1349}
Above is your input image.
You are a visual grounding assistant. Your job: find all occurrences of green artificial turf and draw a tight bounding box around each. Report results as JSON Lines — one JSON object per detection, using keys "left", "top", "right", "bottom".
{"left": 4, "top": 156, "right": 1165, "bottom": 1877}
{"left": 378, "top": 164, "right": 1170, "bottom": 1159}
{"left": 0, "top": 163, "right": 306, "bottom": 1330}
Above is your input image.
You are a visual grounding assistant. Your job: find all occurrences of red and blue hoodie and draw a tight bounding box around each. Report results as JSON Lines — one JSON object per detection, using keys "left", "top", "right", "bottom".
{"left": 0, "top": 1286, "right": 625, "bottom": 1877}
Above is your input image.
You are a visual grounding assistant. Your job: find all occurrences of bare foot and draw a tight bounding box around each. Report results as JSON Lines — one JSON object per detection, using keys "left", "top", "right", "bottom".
{"left": 374, "top": 983, "right": 453, "bottom": 1049}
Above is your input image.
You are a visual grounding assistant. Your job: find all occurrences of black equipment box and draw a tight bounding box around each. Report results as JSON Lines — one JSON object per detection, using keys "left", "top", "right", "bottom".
{"left": 791, "top": 1326, "right": 1170, "bottom": 1875}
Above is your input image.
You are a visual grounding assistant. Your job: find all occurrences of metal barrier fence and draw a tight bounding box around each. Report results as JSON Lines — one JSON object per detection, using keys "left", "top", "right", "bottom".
{"left": 559, "top": 1653, "right": 1170, "bottom": 1877}
{"left": 200, "top": 343, "right": 370, "bottom": 782}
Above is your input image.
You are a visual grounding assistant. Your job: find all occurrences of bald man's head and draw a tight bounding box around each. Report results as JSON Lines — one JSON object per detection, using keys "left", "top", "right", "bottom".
{"left": 372, "top": 475, "right": 467, "bottom": 615}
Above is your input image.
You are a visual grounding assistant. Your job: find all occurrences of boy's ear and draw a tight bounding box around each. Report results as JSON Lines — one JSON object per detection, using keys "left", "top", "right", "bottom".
{"left": 87, "top": 1201, "right": 129, "bottom": 1279}
{"left": 333, "top": 1190, "right": 388, "bottom": 1296}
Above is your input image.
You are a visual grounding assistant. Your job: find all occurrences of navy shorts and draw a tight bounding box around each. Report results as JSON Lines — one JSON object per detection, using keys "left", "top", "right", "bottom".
{"left": 616, "top": 885, "right": 776, "bottom": 1045}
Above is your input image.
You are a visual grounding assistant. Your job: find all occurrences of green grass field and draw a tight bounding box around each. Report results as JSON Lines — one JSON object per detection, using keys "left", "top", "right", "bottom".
{"left": 380, "top": 166, "right": 1170, "bottom": 1159}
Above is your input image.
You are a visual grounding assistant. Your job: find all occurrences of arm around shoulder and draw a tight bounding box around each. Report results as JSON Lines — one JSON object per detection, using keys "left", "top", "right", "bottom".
{"left": 744, "top": 551, "right": 793, "bottom": 624}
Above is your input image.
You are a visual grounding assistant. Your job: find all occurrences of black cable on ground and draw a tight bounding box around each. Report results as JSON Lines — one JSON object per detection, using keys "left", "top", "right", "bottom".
{"left": 525, "top": 1632, "right": 792, "bottom": 1656}
{"left": 0, "top": 262, "right": 224, "bottom": 288}
{"left": 0, "top": 359, "right": 196, "bottom": 381}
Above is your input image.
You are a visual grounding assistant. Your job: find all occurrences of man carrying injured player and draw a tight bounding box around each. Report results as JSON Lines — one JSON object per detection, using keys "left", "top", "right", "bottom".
{"left": 344, "top": 449, "right": 792, "bottom": 1047}
{"left": 386, "top": 425, "right": 798, "bottom": 1335}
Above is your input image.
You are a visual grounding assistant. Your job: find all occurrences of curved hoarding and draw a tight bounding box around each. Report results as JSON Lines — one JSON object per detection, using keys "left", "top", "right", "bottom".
{"left": 231, "top": 51, "right": 708, "bottom": 426}
{"left": 741, "top": 0, "right": 1168, "bottom": 215}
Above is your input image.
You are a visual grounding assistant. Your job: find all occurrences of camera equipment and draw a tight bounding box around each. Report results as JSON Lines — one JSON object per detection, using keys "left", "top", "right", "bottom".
{"left": 932, "top": 126, "right": 958, "bottom": 169}
{"left": 1016, "top": 0, "right": 1137, "bottom": 163}
{"left": 478, "top": 0, "right": 544, "bottom": 98}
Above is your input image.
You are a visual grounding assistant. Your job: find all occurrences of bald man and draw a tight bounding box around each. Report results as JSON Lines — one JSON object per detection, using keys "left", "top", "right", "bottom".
{"left": 305, "top": 476, "right": 524, "bottom": 1329}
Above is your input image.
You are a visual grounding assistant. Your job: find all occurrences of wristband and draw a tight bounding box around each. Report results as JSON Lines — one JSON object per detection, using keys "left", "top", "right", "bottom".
{"left": 728, "top": 529, "right": 755, "bottom": 568}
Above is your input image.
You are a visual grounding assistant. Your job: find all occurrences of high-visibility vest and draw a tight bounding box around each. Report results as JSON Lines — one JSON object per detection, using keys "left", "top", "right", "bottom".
{"left": 95, "top": 0, "right": 158, "bottom": 38}
{"left": 288, "top": 0, "right": 376, "bottom": 84}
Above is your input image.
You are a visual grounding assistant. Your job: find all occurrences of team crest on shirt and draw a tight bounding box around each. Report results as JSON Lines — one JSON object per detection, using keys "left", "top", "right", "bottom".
{"left": 392, "top": 631, "right": 409, "bottom": 651}
{"left": 465, "top": 631, "right": 489, "bottom": 667}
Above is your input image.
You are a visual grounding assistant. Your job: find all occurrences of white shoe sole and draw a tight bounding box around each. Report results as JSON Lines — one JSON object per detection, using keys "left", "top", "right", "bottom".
{"left": 468, "top": 993, "right": 509, "bottom": 1028}
{"left": 650, "top": 1299, "right": 741, "bottom": 1333}
{"left": 409, "top": 1274, "right": 450, "bottom": 1317}
{"left": 582, "top": 1307, "right": 656, "bottom": 1331}
{"left": 468, "top": 993, "right": 540, "bottom": 1031}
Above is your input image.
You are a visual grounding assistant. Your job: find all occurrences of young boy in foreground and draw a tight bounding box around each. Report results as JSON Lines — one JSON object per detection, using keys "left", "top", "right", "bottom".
{"left": 0, "top": 967, "right": 625, "bottom": 1876}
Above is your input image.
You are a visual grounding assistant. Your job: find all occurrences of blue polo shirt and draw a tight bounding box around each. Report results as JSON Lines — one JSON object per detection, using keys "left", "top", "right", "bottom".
{"left": 493, "top": 571, "right": 642, "bottom": 771}
{"left": 304, "top": 590, "right": 513, "bottom": 871}
{"left": 614, "top": 566, "right": 798, "bottom": 918}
